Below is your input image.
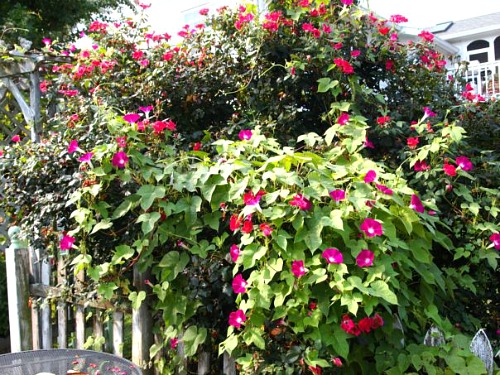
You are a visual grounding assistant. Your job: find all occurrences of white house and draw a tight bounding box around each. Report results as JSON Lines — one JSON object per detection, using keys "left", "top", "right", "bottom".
{"left": 427, "top": 12, "right": 500, "bottom": 98}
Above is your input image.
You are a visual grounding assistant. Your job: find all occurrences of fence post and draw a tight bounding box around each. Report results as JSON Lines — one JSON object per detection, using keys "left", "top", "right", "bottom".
{"left": 5, "top": 226, "right": 32, "bottom": 352}
{"left": 132, "top": 264, "right": 153, "bottom": 373}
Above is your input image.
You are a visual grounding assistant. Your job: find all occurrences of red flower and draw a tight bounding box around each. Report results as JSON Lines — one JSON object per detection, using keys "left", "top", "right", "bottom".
{"left": 376, "top": 116, "right": 391, "bottom": 125}
{"left": 243, "top": 190, "right": 265, "bottom": 206}
{"left": 418, "top": 30, "right": 434, "bottom": 42}
{"left": 199, "top": 8, "right": 209, "bottom": 15}
{"left": 332, "top": 357, "right": 343, "bottom": 367}
{"left": 308, "top": 365, "right": 322, "bottom": 375}
{"left": 390, "top": 15, "right": 408, "bottom": 23}
{"left": 407, "top": 137, "right": 419, "bottom": 149}
{"left": 414, "top": 160, "right": 430, "bottom": 171}
{"left": 289, "top": 194, "right": 312, "bottom": 210}
{"left": 229, "top": 214, "right": 243, "bottom": 232}
{"left": 334, "top": 58, "right": 354, "bottom": 74}
{"left": 340, "top": 314, "right": 360, "bottom": 336}
{"left": 11, "top": 135, "right": 21, "bottom": 143}
{"left": 242, "top": 219, "right": 253, "bottom": 234}
{"left": 358, "top": 317, "right": 373, "bottom": 333}
{"left": 375, "top": 184, "right": 393, "bottom": 195}
{"left": 170, "top": 338, "right": 178, "bottom": 349}
{"left": 371, "top": 313, "right": 384, "bottom": 329}
{"left": 193, "top": 142, "right": 202, "bottom": 151}
{"left": 443, "top": 162, "right": 456, "bottom": 177}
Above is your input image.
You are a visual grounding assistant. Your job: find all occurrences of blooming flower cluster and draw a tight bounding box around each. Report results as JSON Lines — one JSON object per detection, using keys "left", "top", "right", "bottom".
{"left": 340, "top": 313, "right": 384, "bottom": 336}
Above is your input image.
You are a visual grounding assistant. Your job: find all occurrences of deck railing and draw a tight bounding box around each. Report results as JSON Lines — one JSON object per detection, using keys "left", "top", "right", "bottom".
{"left": 452, "top": 60, "right": 500, "bottom": 99}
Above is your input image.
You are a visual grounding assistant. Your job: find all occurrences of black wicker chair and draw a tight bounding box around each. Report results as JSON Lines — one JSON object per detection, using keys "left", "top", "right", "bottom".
{"left": 0, "top": 349, "right": 143, "bottom": 375}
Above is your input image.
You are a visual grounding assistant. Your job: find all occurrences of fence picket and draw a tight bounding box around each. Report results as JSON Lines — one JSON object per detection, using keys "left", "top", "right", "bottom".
{"left": 470, "top": 329, "right": 494, "bottom": 375}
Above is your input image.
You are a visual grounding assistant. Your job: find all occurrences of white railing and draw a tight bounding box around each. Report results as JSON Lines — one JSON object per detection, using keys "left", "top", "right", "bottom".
{"left": 452, "top": 60, "right": 500, "bottom": 99}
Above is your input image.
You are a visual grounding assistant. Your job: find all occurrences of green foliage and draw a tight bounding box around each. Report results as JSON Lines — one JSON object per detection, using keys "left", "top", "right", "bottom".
{"left": 0, "top": 0, "right": 133, "bottom": 48}
{"left": 0, "top": 1, "right": 498, "bottom": 374}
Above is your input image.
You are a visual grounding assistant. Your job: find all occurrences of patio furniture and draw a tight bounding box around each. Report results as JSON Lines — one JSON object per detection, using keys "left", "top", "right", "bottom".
{"left": 0, "top": 349, "right": 143, "bottom": 375}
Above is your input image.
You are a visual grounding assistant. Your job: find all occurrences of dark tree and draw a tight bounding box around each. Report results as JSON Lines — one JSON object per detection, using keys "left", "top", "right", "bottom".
{"left": 0, "top": 0, "right": 134, "bottom": 48}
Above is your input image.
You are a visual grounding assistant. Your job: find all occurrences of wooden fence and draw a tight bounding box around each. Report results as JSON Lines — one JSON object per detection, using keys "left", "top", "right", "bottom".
{"left": 4, "top": 226, "right": 237, "bottom": 375}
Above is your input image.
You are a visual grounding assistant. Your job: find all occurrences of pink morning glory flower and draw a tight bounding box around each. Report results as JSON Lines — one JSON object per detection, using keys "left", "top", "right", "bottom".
{"left": 410, "top": 194, "right": 425, "bottom": 213}
{"left": 329, "top": 189, "right": 346, "bottom": 202}
{"left": 337, "top": 113, "right": 350, "bottom": 125}
{"left": 112, "top": 151, "right": 129, "bottom": 168}
{"left": 322, "top": 248, "right": 343, "bottom": 264}
{"left": 455, "top": 156, "right": 473, "bottom": 171}
{"left": 238, "top": 129, "right": 252, "bottom": 140}
{"left": 67, "top": 140, "right": 79, "bottom": 154}
{"left": 423, "top": 107, "right": 436, "bottom": 117}
{"left": 360, "top": 218, "right": 383, "bottom": 237}
{"left": 228, "top": 309, "right": 246, "bottom": 329}
{"left": 60, "top": 235, "right": 75, "bottom": 250}
{"left": 243, "top": 190, "right": 265, "bottom": 206}
{"left": 232, "top": 274, "right": 248, "bottom": 294}
{"left": 123, "top": 113, "right": 141, "bottom": 123}
{"left": 356, "top": 249, "right": 374, "bottom": 267}
{"left": 490, "top": 233, "right": 500, "bottom": 249}
{"left": 291, "top": 260, "right": 307, "bottom": 278}
{"left": 375, "top": 184, "right": 393, "bottom": 195}
{"left": 139, "top": 105, "right": 154, "bottom": 114}
{"left": 230, "top": 244, "right": 241, "bottom": 262}
{"left": 78, "top": 152, "right": 93, "bottom": 163}
{"left": 11, "top": 135, "right": 21, "bottom": 143}
{"left": 289, "top": 194, "right": 312, "bottom": 210}
{"left": 364, "top": 170, "right": 377, "bottom": 183}
{"left": 260, "top": 223, "right": 273, "bottom": 236}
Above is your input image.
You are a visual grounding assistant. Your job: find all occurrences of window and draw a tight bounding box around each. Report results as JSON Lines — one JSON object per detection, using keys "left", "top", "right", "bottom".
{"left": 467, "top": 39, "right": 490, "bottom": 63}
{"left": 494, "top": 36, "right": 500, "bottom": 60}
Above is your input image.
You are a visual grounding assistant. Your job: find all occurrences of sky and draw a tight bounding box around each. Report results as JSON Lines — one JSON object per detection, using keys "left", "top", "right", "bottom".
{"left": 144, "top": 0, "right": 500, "bottom": 35}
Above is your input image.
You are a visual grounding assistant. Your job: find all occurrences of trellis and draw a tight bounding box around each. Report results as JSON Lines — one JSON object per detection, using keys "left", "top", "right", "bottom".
{"left": 0, "top": 52, "right": 69, "bottom": 144}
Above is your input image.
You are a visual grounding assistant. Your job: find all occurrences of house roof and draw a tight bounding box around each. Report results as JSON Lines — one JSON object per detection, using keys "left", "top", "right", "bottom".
{"left": 428, "top": 12, "right": 500, "bottom": 40}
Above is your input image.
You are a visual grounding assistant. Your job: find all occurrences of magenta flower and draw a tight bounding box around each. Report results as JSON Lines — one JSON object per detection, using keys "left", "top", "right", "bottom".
{"left": 228, "top": 309, "right": 246, "bottom": 329}
{"left": 230, "top": 244, "right": 241, "bottom": 262}
{"left": 360, "top": 218, "right": 383, "bottom": 237}
{"left": 243, "top": 190, "right": 265, "bottom": 206}
{"left": 414, "top": 160, "right": 430, "bottom": 171}
{"left": 322, "top": 248, "right": 343, "bottom": 264}
{"left": 443, "top": 163, "right": 456, "bottom": 177}
{"left": 337, "top": 113, "right": 350, "bottom": 125}
{"left": 11, "top": 135, "right": 21, "bottom": 143}
{"left": 67, "top": 140, "right": 79, "bottom": 154}
{"left": 341, "top": 0, "right": 353, "bottom": 5}
{"left": 289, "top": 194, "right": 312, "bottom": 210}
{"left": 356, "top": 249, "right": 374, "bottom": 267}
{"left": 60, "top": 235, "right": 75, "bottom": 250}
{"left": 423, "top": 107, "right": 436, "bottom": 117}
{"left": 364, "top": 170, "right": 377, "bottom": 183}
{"left": 291, "top": 260, "right": 307, "bottom": 278}
{"left": 170, "top": 337, "right": 179, "bottom": 349}
{"left": 238, "top": 129, "right": 252, "bottom": 140}
{"left": 375, "top": 184, "right": 393, "bottom": 195}
{"left": 329, "top": 189, "right": 346, "bottom": 202}
{"left": 260, "top": 223, "right": 273, "bottom": 236}
{"left": 139, "top": 105, "right": 154, "bottom": 114}
{"left": 232, "top": 274, "right": 248, "bottom": 294}
{"left": 456, "top": 156, "right": 473, "bottom": 171}
{"left": 112, "top": 151, "right": 129, "bottom": 169}
{"left": 123, "top": 113, "right": 141, "bottom": 123}
{"left": 490, "top": 233, "right": 500, "bottom": 250}
{"left": 410, "top": 194, "right": 425, "bottom": 213}
{"left": 78, "top": 152, "right": 93, "bottom": 163}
